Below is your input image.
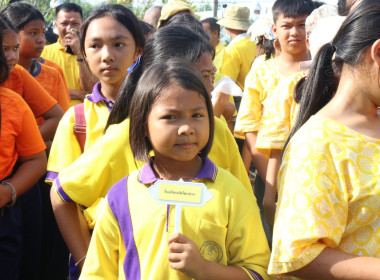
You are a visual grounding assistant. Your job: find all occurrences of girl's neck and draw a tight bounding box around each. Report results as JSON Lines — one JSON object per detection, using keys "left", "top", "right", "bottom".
{"left": 318, "top": 68, "right": 380, "bottom": 139}
{"left": 99, "top": 81, "right": 120, "bottom": 102}
{"left": 18, "top": 57, "right": 34, "bottom": 73}
{"left": 152, "top": 156, "right": 203, "bottom": 181}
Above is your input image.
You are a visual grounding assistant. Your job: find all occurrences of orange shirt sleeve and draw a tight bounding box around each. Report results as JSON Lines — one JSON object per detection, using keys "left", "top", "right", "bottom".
{"left": 0, "top": 87, "right": 46, "bottom": 179}
{"left": 36, "top": 63, "right": 70, "bottom": 112}
{"left": 43, "top": 59, "right": 70, "bottom": 102}
{"left": 1, "top": 65, "right": 57, "bottom": 118}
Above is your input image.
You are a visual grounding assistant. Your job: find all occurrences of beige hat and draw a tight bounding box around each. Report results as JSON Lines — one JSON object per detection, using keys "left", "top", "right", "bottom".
{"left": 157, "top": 1, "right": 195, "bottom": 28}
{"left": 217, "top": 5, "right": 251, "bottom": 31}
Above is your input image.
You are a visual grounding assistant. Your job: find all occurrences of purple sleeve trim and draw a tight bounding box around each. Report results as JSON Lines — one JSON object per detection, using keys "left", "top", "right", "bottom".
{"left": 108, "top": 176, "right": 141, "bottom": 280}
{"left": 246, "top": 268, "right": 264, "bottom": 280}
{"left": 55, "top": 177, "right": 74, "bottom": 203}
{"left": 46, "top": 171, "right": 58, "bottom": 182}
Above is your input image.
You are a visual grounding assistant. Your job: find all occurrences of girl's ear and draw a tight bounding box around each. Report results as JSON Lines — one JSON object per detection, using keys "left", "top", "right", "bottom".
{"left": 370, "top": 39, "right": 380, "bottom": 67}
{"left": 134, "top": 47, "right": 143, "bottom": 61}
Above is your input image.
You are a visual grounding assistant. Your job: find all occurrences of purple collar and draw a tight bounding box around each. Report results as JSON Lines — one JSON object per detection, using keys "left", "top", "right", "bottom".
{"left": 138, "top": 157, "right": 218, "bottom": 184}
{"left": 87, "top": 82, "right": 114, "bottom": 112}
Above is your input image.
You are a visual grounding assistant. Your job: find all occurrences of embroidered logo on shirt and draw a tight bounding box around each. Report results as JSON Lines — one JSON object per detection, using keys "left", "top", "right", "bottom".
{"left": 200, "top": 241, "right": 223, "bottom": 263}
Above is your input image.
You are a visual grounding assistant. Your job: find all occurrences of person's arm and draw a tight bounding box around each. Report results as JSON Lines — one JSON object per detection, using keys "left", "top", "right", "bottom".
{"left": 263, "top": 149, "right": 282, "bottom": 227}
{"left": 64, "top": 29, "right": 98, "bottom": 94}
{"left": 168, "top": 233, "right": 250, "bottom": 280}
{"left": 50, "top": 189, "right": 91, "bottom": 270}
{"left": 0, "top": 151, "right": 46, "bottom": 207}
{"left": 68, "top": 89, "right": 88, "bottom": 102}
{"left": 245, "top": 132, "right": 268, "bottom": 179}
{"left": 289, "top": 247, "right": 380, "bottom": 280}
{"left": 39, "top": 104, "right": 64, "bottom": 143}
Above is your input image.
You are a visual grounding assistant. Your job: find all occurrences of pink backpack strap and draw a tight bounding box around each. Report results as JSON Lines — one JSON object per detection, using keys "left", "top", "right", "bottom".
{"left": 73, "top": 103, "right": 87, "bottom": 153}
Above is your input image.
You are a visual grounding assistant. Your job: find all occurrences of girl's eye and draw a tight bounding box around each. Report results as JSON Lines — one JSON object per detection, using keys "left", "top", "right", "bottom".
{"left": 114, "top": 42, "right": 125, "bottom": 48}
{"left": 193, "top": 113, "right": 203, "bottom": 118}
{"left": 31, "top": 32, "right": 37, "bottom": 35}
{"left": 89, "top": 44, "right": 99, "bottom": 49}
{"left": 163, "top": 115, "right": 175, "bottom": 120}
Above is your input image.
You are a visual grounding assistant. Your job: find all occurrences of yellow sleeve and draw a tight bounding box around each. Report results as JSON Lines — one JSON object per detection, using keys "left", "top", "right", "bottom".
{"left": 80, "top": 200, "right": 123, "bottom": 280}
{"left": 46, "top": 106, "right": 81, "bottom": 184}
{"left": 234, "top": 68, "right": 263, "bottom": 137}
{"left": 222, "top": 170, "right": 270, "bottom": 280}
{"left": 269, "top": 128, "right": 348, "bottom": 275}
{"left": 53, "top": 119, "right": 139, "bottom": 208}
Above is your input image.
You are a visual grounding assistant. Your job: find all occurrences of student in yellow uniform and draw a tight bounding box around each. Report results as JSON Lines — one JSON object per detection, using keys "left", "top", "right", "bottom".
{"left": 81, "top": 61, "right": 270, "bottom": 280}
{"left": 269, "top": 1, "right": 380, "bottom": 278}
{"left": 235, "top": 0, "right": 314, "bottom": 228}
{"left": 47, "top": 5, "right": 143, "bottom": 278}
{"left": 47, "top": 4, "right": 144, "bottom": 184}
{"left": 218, "top": 5, "right": 256, "bottom": 90}
{"left": 51, "top": 25, "right": 253, "bottom": 274}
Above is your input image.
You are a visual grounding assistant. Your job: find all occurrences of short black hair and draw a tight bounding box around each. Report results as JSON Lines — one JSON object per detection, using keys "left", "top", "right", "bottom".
{"left": 272, "top": 0, "right": 315, "bottom": 23}
{"left": 140, "top": 20, "right": 155, "bottom": 37}
{"left": 56, "top": 3, "right": 82, "bottom": 18}
{"left": 2, "top": 2, "right": 44, "bottom": 30}
{"left": 129, "top": 60, "right": 214, "bottom": 163}
{"left": 0, "top": 16, "right": 9, "bottom": 83}
{"left": 201, "top": 17, "right": 220, "bottom": 37}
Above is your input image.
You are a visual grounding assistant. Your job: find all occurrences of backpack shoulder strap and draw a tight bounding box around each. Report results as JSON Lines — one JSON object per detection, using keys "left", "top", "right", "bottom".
{"left": 73, "top": 103, "right": 87, "bottom": 153}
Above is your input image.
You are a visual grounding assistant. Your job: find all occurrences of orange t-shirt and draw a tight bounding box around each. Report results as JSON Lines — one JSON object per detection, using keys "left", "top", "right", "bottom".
{"left": 41, "top": 57, "right": 70, "bottom": 99}
{"left": 33, "top": 61, "right": 70, "bottom": 124}
{"left": 0, "top": 87, "right": 46, "bottom": 180}
{"left": 1, "top": 64, "right": 56, "bottom": 118}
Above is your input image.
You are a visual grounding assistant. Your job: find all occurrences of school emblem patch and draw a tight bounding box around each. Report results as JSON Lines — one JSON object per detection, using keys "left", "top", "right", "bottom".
{"left": 200, "top": 241, "right": 223, "bottom": 263}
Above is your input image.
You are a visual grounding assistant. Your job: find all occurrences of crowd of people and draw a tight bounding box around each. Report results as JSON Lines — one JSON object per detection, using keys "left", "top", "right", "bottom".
{"left": 0, "top": 0, "right": 379, "bottom": 279}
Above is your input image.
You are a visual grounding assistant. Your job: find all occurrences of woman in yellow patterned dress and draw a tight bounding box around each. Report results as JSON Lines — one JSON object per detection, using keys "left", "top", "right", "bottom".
{"left": 269, "top": 0, "right": 380, "bottom": 279}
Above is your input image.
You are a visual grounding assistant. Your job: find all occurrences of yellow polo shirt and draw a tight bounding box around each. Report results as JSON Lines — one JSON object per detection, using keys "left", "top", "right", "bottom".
{"left": 41, "top": 41, "right": 82, "bottom": 106}
{"left": 81, "top": 159, "right": 270, "bottom": 280}
{"left": 269, "top": 116, "right": 380, "bottom": 276}
{"left": 220, "top": 34, "right": 256, "bottom": 90}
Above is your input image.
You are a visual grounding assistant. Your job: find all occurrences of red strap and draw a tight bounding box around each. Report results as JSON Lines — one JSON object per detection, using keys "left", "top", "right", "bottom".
{"left": 73, "top": 103, "right": 87, "bottom": 153}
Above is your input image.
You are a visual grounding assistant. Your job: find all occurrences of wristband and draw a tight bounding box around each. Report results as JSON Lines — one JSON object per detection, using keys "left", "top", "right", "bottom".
{"left": 2, "top": 180, "right": 16, "bottom": 207}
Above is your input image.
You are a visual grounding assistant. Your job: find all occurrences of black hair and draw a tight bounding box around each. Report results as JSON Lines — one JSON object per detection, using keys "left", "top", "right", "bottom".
{"left": 0, "top": 17, "right": 9, "bottom": 84}
{"left": 129, "top": 60, "right": 214, "bottom": 163}
{"left": 45, "top": 27, "right": 58, "bottom": 44}
{"left": 106, "top": 24, "right": 214, "bottom": 129}
{"left": 159, "top": 13, "right": 210, "bottom": 41}
{"left": 55, "top": 3, "right": 82, "bottom": 18}
{"left": 0, "top": 13, "right": 17, "bottom": 33}
{"left": 1, "top": 2, "right": 44, "bottom": 31}
{"left": 140, "top": 20, "right": 155, "bottom": 37}
{"left": 286, "top": 0, "right": 380, "bottom": 148}
{"left": 80, "top": 4, "right": 145, "bottom": 59}
{"left": 313, "top": 1, "right": 325, "bottom": 9}
{"left": 263, "top": 39, "right": 275, "bottom": 60}
{"left": 272, "top": 0, "right": 315, "bottom": 23}
{"left": 201, "top": 17, "right": 220, "bottom": 37}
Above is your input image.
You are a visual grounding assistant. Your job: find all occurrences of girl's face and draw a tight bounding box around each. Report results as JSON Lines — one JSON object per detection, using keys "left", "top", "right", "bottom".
{"left": 147, "top": 84, "right": 210, "bottom": 164}
{"left": 84, "top": 16, "right": 140, "bottom": 87}
{"left": 3, "top": 29, "right": 19, "bottom": 72}
{"left": 18, "top": 19, "right": 46, "bottom": 59}
{"left": 194, "top": 51, "right": 216, "bottom": 94}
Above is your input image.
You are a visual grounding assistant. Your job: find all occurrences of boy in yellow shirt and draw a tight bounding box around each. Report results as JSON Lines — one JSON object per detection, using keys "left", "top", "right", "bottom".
{"left": 235, "top": 0, "right": 314, "bottom": 229}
